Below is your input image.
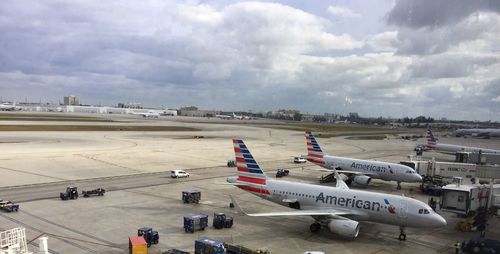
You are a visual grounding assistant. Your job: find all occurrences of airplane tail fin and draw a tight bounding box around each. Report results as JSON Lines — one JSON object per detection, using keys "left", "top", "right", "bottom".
{"left": 232, "top": 139, "right": 270, "bottom": 195}
{"left": 426, "top": 129, "right": 437, "bottom": 149}
{"left": 305, "top": 131, "right": 326, "bottom": 166}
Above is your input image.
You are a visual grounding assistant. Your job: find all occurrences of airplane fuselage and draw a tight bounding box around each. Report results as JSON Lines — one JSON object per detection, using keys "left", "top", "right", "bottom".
{"left": 236, "top": 178, "right": 446, "bottom": 229}
{"left": 430, "top": 143, "right": 500, "bottom": 155}
{"left": 320, "top": 155, "right": 422, "bottom": 183}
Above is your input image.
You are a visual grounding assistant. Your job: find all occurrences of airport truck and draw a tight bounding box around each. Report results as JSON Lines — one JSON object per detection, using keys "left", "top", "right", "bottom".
{"left": 60, "top": 186, "right": 79, "bottom": 200}
{"left": 137, "top": 227, "right": 159, "bottom": 247}
{"left": 212, "top": 212, "right": 233, "bottom": 229}
{"left": 0, "top": 200, "right": 19, "bottom": 212}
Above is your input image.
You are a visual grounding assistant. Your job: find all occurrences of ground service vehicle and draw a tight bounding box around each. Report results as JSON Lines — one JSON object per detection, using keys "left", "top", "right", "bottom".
{"left": 182, "top": 190, "right": 201, "bottom": 204}
{"left": 462, "top": 237, "right": 500, "bottom": 254}
{"left": 227, "top": 160, "right": 237, "bottom": 167}
{"left": 60, "top": 186, "right": 79, "bottom": 200}
{"left": 184, "top": 214, "right": 208, "bottom": 233}
{"left": 212, "top": 212, "right": 233, "bottom": 229}
{"left": 137, "top": 227, "right": 159, "bottom": 247}
{"left": 195, "top": 237, "right": 225, "bottom": 254}
{"left": 275, "top": 169, "right": 289, "bottom": 177}
{"left": 171, "top": 170, "right": 189, "bottom": 178}
{"left": 294, "top": 156, "right": 306, "bottom": 163}
{"left": 0, "top": 200, "right": 19, "bottom": 212}
{"left": 82, "top": 188, "right": 105, "bottom": 197}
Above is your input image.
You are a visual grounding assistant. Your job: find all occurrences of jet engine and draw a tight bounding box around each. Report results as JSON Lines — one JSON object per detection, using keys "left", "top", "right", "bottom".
{"left": 328, "top": 219, "right": 360, "bottom": 238}
{"left": 353, "top": 175, "right": 371, "bottom": 186}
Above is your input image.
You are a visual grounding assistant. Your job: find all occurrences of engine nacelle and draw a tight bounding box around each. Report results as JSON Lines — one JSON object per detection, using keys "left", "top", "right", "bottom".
{"left": 328, "top": 219, "right": 360, "bottom": 238}
{"left": 353, "top": 175, "right": 371, "bottom": 186}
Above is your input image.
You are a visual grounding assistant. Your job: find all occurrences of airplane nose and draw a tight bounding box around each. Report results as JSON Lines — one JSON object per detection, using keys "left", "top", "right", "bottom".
{"left": 415, "top": 174, "right": 423, "bottom": 182}
{"left": 432, "top": 214, "right": 447, "bottom": 227}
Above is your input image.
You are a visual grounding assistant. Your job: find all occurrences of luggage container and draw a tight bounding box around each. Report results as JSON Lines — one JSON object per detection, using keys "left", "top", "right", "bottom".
{"left": 182, "top": 190, "right": 201, "bottom": 204}
{"left": 195, "top": 237, "right": 225, "bottom": 254}
{"left": 129, "top": 236, "right": 148, "bottom": 254}
{"left": 184, "top": 214, "right": 208, "bottom": 233}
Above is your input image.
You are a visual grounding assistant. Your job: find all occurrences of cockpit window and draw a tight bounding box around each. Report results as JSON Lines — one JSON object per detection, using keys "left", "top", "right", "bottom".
{"left": 424, "top": 209, "right": 429, "bottom": 214}
{"left": 418, "top": 209, "right": 423, "bottom": 214}
{"left": 419, "top": 209, "right": 430, "bottom": 214}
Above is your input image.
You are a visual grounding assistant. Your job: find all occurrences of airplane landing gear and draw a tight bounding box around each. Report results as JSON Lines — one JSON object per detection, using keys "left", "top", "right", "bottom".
{"left": 397, "top": 182, "right": 402, "bottom": 190}
{"left": 398, "top": 226, "right": 406, "bottom": 241}
{"left": 310, "top": 222, "right": 321, "bottom": 233}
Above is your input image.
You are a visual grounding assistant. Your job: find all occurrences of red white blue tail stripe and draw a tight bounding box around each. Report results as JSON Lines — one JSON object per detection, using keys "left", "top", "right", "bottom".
{"left": 305, "top": 131, "right": 325, "bottom": 165}
{"left": 233, "top": 139, "right": 270, "bottom": 195}
{"left": 426, "top": 130, "right": 437, "bottom": 149}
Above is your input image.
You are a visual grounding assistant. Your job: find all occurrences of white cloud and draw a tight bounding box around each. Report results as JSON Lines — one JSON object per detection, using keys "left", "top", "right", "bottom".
{"left": 327, "top": 6, "right": 361, "bottom": 18}
{"left": 492, "top": 96, "right": 500, "bottom": 102}
{"left": 367, "top": 31, "right": 399, "bottom": 52}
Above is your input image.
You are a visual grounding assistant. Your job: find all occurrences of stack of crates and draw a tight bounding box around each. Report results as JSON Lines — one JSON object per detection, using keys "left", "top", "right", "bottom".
{"left": 182, "top": 190, "right": 201, "bottom": 204}
{"left": 195, "top": 237, "right": 225, "bottom": 254}
{"left": 184, "top": 213, "right": 208, "bottom": 233}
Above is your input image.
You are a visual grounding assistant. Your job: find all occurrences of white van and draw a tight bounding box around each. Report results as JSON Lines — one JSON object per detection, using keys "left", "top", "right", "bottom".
{"left": 294, "top": 156, "right": 306, "bottom": 163}
{"left": 171, "top": 170, "right": 190, "bottom": 178}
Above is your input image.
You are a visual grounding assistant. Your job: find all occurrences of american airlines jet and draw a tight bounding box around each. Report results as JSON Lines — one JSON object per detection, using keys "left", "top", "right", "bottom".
{"left": 426, "top": 130, "right": 500, "bottom": 154}
{"left": 304, "top": 131, "right": 421, "bottom": 189}
{"left": 227, "top": 139, "right": 446, "bottom": 241}
{"left": 454, "top": 128, "right": 500, "bottom": 139}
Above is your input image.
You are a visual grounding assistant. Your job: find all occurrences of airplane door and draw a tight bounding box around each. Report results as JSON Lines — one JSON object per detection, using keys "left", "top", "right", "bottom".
{"left": 398, "top": 199, "right": 408, "bottom": 218}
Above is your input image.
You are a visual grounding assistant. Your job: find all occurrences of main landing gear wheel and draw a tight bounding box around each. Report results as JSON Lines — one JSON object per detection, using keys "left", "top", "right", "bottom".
{"left": 310, "top": 222, "right": 321, "bottom": 233}
{"left": 398, "top": 226, "right": 406, "bottom": 241}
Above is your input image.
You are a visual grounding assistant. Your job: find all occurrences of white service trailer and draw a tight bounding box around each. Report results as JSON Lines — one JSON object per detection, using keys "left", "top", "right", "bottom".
{"left": 400, "top": 159, "right": 477, "bottom": 184}
{"left": 440, "top": 183, "right": 500, "bottom": 215}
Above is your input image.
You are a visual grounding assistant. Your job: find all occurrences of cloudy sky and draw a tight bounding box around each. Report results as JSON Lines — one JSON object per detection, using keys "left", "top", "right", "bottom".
{"left": 1, "top": 0, "right": 500, "bottom": 121}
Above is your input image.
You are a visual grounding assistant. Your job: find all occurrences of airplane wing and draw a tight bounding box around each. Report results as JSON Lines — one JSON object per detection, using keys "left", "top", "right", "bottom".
{"left": 229, "top": 195, "right": 356, "bottom": 219}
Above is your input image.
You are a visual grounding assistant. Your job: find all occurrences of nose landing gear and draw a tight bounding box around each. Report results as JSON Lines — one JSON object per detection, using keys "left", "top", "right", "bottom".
{"left": 397, "top": 181, "right": 402, "bottom": 190}
{"left": 398, "top": 226, "right": 406, "bottom": 241}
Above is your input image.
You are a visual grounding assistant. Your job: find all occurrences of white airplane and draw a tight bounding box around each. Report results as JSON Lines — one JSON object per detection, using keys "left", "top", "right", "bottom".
{"left": 131, "top": 110, "right": 160, "bottom": 118}
{"left": 216, "top": 114, "right": 232, "bottom": 119}
{"left": 227, "top": 139, "right": 446, "bottom": 240}
{"left": 0, "top": 102, "right": 17, "bottom": 111}
{"left": 232, "top": 112, "right": 250, "bottom": 120}
{"left": 426, "top": 130, "right": 500, "bottom": 154}
{"left": 304, "top": 131, "right": 422, "bottom": 189}
{"left": 454, "top": 128, "right": 500, "bottom": 139}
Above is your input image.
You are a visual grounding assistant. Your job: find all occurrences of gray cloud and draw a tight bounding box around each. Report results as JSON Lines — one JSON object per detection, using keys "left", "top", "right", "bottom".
{"left": 0, "top": 1, "right": 499, "bottom": 121}
{"left": 387, "top": 0, "right": 500, "bottom": 28}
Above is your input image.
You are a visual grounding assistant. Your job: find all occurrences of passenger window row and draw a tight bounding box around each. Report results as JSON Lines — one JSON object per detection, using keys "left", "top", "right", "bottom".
{"left": 277, "top": 190, "right": 315, "bottom": 199}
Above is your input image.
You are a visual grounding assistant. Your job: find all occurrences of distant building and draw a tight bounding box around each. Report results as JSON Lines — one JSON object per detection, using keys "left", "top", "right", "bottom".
{"left": 117, "top": 102, "right": 143, "bottom": 109}
{"left": 179, "top": 106, "right": 218, "bottom": 117}
{"left": 63, "top": 95, "right": 79, "bottom": 106}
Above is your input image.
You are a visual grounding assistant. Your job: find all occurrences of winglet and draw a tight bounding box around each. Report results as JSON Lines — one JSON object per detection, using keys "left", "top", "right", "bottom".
{"left": 229, "top": 195, "right": 247, "bottom": 215}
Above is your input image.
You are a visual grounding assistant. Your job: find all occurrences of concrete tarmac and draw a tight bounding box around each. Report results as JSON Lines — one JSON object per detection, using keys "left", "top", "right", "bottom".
{"left": 0, "top": 116, "right": 499, "bottom": 253}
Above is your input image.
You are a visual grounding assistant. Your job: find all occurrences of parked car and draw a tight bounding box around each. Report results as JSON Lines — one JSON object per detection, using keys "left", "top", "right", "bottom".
{"left": 171, "top": 170, "right": 190, "bottom": 178}
{"left": 294, "top": 156, "right": 306, "bottom": 163}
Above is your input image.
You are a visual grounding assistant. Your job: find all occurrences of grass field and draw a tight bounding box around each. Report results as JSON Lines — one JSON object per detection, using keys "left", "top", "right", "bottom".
{"left": 0, "top": 125, "right": 199, "bottom": 131}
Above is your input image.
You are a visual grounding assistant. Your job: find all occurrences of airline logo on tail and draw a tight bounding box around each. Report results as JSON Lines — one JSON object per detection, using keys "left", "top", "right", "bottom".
{"left": 426, "top": 130, "right": 437, "bottom": 149}
{"left": 233, "top": 139, "right": 270, "bottom": 195}
{"left": 305, "top": 131, "right": 325, "bottom": 166}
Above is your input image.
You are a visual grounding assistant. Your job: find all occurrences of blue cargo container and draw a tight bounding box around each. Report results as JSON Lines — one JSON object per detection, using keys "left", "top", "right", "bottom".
{"left": 195, "top": 237, "right": 225, "bottom": 254}
{"left": 184, "top": 213, "right": 208, "bottom": 233}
